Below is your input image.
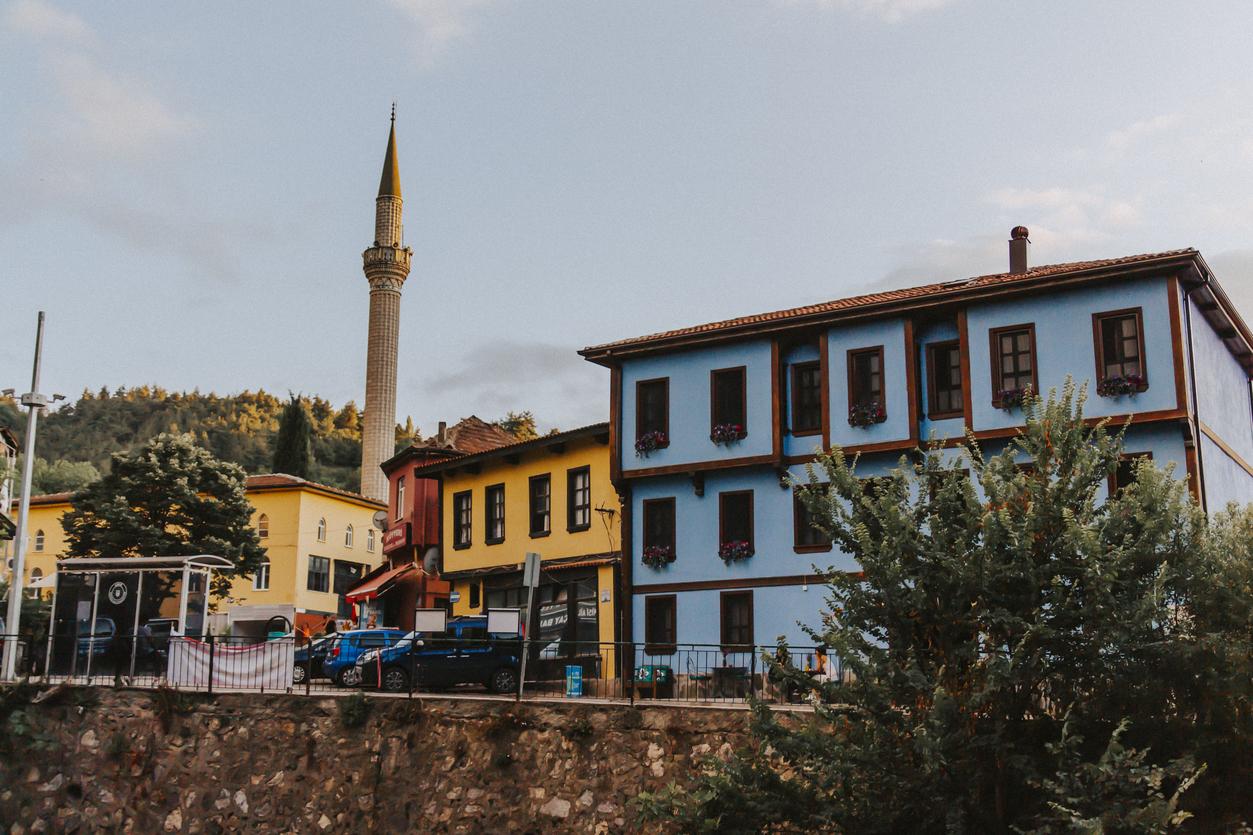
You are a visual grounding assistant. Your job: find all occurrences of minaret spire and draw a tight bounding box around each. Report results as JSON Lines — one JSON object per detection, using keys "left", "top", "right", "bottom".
{"left": 360, "top": 109, "right": 413, "bottom": 501}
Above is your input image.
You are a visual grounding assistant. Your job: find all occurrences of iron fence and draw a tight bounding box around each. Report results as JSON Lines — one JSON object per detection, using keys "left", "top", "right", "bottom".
{"left": 5, "top": 631, "right": 849, "bottom": 707}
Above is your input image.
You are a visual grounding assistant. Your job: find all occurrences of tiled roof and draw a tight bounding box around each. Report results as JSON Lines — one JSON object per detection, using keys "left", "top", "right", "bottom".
{"left": 408, "top": 422, "right": 610, "bottom": 477}
{"left": 244, "top": 474, "right": 384, "bottom": 506}
{"left": 581, "top": 249, "right": 1198, "bottom": 358}
{"left": 412, "top": 415, "right": 518, "bottom": 455}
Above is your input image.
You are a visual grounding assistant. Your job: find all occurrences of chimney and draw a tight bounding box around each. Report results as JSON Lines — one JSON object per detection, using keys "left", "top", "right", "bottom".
{"left": 437, "top": 421, "right": 448, "bottom": 446}
{"left": 1009, "top": 226, "right": 1030, "bottom": 274}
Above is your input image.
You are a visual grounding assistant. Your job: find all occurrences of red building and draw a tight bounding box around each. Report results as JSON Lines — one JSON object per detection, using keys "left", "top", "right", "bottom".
{"left": 346, "top": 417, "right": 515, "bottom": 630}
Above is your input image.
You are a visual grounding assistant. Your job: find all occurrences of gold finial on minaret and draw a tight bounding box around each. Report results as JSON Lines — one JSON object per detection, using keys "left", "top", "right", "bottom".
{"left": 360, "top": 109, "right": 413, "bottom": 501}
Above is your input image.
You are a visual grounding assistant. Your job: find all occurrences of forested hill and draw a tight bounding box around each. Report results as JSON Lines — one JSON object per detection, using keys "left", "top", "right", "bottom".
{"left": 0, "top": 387, "right": 422, "bottom": 494}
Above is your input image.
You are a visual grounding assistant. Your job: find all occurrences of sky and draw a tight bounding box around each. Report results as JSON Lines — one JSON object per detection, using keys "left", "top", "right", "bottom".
{"left": 2, "top": 0, "right": 1251, "bottom": 435}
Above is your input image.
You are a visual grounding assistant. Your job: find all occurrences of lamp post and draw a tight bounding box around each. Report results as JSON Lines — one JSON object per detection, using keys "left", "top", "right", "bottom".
{"left": 3, "top": 312, "right": 61, "bottom": 680}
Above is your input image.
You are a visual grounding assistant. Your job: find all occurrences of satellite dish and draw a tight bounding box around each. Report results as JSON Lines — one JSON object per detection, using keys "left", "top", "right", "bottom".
{"left": 422, "top": 546, "right": 440, "bottom": 576}
{"left": 372, "top": 510, "right": 388, "bottom": 531}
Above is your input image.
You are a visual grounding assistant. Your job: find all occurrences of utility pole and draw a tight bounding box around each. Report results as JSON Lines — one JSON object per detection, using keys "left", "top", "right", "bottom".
{"left": 3, "top": 312, "right": 56, "bottom": 681}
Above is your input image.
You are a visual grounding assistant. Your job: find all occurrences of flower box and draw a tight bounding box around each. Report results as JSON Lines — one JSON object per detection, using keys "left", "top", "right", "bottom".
{"left": 1096, "top": 374, "right": 1147, "bottom": 398}
{"left": 642, "top": 545, "right": 675, "bottom": 568}
{"left": 710, "top": 423, "right": 747, "bottom": 445}
{"left": 996, "top": 387, "right": 1030, "bottom": 411}
{"left": 635, "top": 431, "right": 669, "bottom": 457}
{"left": 718, "top": 540, "right": 754, "bottom": 564}
{"left": 848, "top": 401, "right": 886, "bottom": 428}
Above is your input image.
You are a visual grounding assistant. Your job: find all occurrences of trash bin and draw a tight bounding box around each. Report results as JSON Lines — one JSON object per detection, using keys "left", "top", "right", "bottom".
{"left": 565, "top": 664, "right": 583, "bottom": 697}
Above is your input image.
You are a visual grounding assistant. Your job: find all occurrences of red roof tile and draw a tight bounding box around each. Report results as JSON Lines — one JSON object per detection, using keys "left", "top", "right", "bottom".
{"left": 581, "top": 249, "right": 1198, "bottom": 358}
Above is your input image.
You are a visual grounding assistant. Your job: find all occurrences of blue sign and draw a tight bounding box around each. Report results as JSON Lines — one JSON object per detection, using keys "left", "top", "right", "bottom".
{"left": 565, "top": 664, "right": 583, "bottom": 697}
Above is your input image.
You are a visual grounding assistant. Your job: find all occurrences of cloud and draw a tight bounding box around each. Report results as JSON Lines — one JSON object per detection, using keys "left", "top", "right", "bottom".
{"left": 772, "top": 0, "right": 957, "bottom": 24}
{"left": 1105, "top": 113, "right": 1181, "bottom": 152}
{"left": 420, "top": 340, "right": 605, "bottom": 431}
{"left": 1205, "top": 250, "right": 1253, "bottom": 326}
{"left": 51, "top": 52, "right": 193, "bottom": 155}
{"left": 385, "top": 0, "right": 498, "bottom": 65}
{"left": 983, "top": 186, "right": 1142, "bottom": 243}
{"left": 2, "top": 0, "right": 92, "bottom": 44}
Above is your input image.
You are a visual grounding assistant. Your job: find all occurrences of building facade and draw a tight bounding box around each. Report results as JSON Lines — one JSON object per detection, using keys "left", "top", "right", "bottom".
{"left": 349, "top": 416, "right": 518, "bottom": 631}
{"left": 410, "top": 424, "right": 622, "bottom": 678}
{"left": 13, "top": 475, "right": 386, "bottom": 632}
{"left": 581, "top": 235, "right": 1253, "bottom": 651}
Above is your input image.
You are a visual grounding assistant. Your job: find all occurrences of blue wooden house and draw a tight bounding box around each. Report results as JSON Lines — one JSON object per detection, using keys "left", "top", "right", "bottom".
{"left": 580, "top": 230, "right": 1253, "bottom": 652}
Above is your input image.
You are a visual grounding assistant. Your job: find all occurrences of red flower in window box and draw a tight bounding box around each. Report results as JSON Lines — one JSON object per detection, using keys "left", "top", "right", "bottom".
{"left": 847, "top": 401, "right": 886, "bottom": 427}
{"left": 710, "top": 423, "right": 747, "bottom": 445}
{"left": 996, "top": 387, "right": 1031, "bottom": 411}
{"left": 1097, "top": 374, "right": 1147, "bottom": 397}
{"left": 642, "top": 545, "right": 675, "bottom": 568}
{"left": 635, "top": 431, "right": 669, "bottom": 457}
{"left": 718, "top": 540, "right": 754, "bottom": 563}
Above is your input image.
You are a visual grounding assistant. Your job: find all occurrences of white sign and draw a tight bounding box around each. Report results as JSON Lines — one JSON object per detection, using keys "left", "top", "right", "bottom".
{"left": 107, "top": 581, "right": 128, "bottom": 605}
{"left": 413, "top": 608, "right": 447, "bottom": 634}
{"left": 523, "top": 552, "right": 541, "bottom": 588}
{"left": 448, "top": 591, "right": 461, "bottom": 603}
{"left": 486, "top": 607, "right": 521, "bottom": 636}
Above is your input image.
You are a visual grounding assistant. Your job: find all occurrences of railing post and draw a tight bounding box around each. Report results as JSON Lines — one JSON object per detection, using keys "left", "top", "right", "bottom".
{"left": 206, "top": 634, "right": 215, "bottom": 695}
{"left": 750, "top": 646, "right": 757, "bottom": 701}
{"left": 305, "top": 638, "right": 311, "bottom": 696}
{"left": 628, "top": 642, "right": 635, "bottom": 706}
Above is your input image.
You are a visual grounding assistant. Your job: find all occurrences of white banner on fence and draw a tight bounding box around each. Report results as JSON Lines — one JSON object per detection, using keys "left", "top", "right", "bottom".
{"left": 167, "top": 638, "right": 294, "bottom": 690}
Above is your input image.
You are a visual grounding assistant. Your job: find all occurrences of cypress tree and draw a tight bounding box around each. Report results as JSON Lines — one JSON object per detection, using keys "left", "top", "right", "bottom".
{"left": 272, "top": 395, "right": 313, "bottom": 478}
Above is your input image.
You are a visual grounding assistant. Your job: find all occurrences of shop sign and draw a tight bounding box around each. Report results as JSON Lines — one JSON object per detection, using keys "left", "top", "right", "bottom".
{"left": 383, "top": 523, "right": 410, "bottom": 552}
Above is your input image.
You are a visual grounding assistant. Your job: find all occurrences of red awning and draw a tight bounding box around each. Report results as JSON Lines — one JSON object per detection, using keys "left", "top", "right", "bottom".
{"left": 345, "top": 562, "right": 416, "bottom": 602}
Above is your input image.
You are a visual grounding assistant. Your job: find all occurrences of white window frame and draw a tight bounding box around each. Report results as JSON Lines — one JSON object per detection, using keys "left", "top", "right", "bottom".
{"left": 34, "top": 529, "right": 45, "bottom": 551}
{"left": 257, "top": 513, "right": 269, "bottom": 539}
{"left": 396, "top": 476, "right": 406, "bottom": 520}
{"left": 344, "top": 524, "right": 354, "bottom": 548}
{"left": 253, "top": 558, "right": 270, "bottom": 591}
{"left": 367, "top": 528, "right": 376, "bottom": 552}
{"left": 316, "top": 518, "right": 327, "bottom": 542}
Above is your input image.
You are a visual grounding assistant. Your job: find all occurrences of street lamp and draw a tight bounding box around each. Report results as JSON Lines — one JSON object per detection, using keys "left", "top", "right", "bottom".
{"left": 3, "top": 312, "right": 51, "bottom": 681}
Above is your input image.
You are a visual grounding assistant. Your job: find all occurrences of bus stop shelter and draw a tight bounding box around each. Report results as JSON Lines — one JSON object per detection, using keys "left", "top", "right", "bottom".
{"left": 46, "top": 554, "right": 234, "bottom": 680}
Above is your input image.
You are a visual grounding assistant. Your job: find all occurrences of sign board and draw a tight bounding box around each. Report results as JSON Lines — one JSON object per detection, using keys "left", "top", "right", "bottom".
{"left": 413, "top": 608, "right": 447, "bottom": 634}
{"left": 107, "top": 581, "right": 128, "bottom": 605}
{"left": 523, "top": 552, "right": 541, "bottom": 588}
{"left": 565, "top": 665, "right": 583, "bottom": 698}
{"left": 448, "top": 591, "right": 461, "bottom": 603}
{"left": 382, "top": 523, "right": 410, "bottom": 552}
{"left": 486, "top": 607, "right": 522, "bottom": 636}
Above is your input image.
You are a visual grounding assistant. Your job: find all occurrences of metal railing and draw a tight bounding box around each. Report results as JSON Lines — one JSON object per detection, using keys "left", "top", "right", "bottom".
{"left": 4, "top": 632, "right": 849, "bottom": 707}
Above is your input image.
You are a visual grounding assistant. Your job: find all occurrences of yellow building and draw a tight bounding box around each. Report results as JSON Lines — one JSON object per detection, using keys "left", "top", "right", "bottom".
{"left": 411, "top": 423, "right": 622, "bottom": 680}
{"left": 10, "top": 474, "right": 385, "bottom": 632}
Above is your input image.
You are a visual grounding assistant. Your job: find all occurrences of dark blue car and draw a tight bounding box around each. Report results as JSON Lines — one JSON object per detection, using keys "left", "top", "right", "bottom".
{"left": 322, "top": 629, "right": 405, "bottom": 686}
{"left": 292, "top": 636, "right": 332, "bottom": 684}
{"left": 354, "top": 617, "right": 520, "bottom": 694}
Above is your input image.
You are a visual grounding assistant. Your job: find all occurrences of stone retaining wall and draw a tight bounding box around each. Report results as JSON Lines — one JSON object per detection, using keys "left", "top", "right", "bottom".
{"left": 0, "top": 687, "right": 759, "bottom": 833}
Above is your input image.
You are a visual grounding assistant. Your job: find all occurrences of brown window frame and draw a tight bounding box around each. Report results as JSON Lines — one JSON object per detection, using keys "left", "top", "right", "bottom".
{"left": 709, "top": 366, "right": 748, "bottom": 436}
{"left": 644, "top": 595, "right": 677, "bottom": 655}
{"left": 528, "top": 473, "right": 551, "bottom": 538}
{"left": 720, "top": 590, "right": 754, "bottom": 651}
{"left": 718, "top": 490, "right": 754, "bottom": 551}
{"left": 926, "top": 340, "right": 964, "bottom": 420}
{"left": 642, "top": 497, "right": 677, "bottom": 555}
{"left": 635, "top": 378, "right": 670, "bottom": 444}
{"left": 468, "top": 581, "right": 481, "bottom": 610}
{"left": 566, "top": 465, "right": 592, "bottom": 532}
{"left": 452, "top": 490, "right": 473, "bottom": 549}
{"left": 1092, "top": 308, "right": 1148, "bottom": 388}
{"left": 847, "top": 345, "right": 886, "bottom": 420}
{"left": 989, "top": 323, "right": 1039, "bottom": 407}
{"left": 484, "top": 483, "right": 506, "bottom": 545}
{"left": 793, "top": 485, "right": 832, "bottom": 553}
{"left": 1109, "top": 452, "right": 1153, "bottom": 497}
{"left": 789, "top": 360, "right": 822, "bottom": 436}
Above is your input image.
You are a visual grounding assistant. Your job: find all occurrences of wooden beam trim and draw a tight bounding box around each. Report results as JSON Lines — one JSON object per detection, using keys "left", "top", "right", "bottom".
{"left": 621, "top": 453, "right": 779, "bottom": 480}
{"left": 1197, "top": 420, "right": 1253, "bottom": 478}
{"left": 634, "top": 573, "right": 832, "bottom": 594}
{"left": 1167, "top": 276, "right": 1189, "bottom": 413}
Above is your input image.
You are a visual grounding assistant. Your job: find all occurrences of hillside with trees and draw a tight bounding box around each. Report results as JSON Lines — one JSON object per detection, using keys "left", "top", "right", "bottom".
{"left": 0, "top": 388, "right": 542, "bottom": 495}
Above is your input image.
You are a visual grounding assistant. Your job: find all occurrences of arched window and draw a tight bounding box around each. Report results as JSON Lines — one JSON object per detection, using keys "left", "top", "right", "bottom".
{"left": 253, "top": 558, "right": 270, "bottom": 591}
{"left": 34, "top": 529, "right": 45, "bottom": 551}
{"left": 30, "top": 567, "right": 42, "bottom": 581}
{"left": 344, "top": 524, "right": 354, "bottom": 548}
{"left": 317, "top": 518, "right": 327, "bottom": 542}
{"left": 257, "top": 513, "right": 269, "bottom": 538}
{"left": 367, "top": 528, "right": 376, "bottom": 553}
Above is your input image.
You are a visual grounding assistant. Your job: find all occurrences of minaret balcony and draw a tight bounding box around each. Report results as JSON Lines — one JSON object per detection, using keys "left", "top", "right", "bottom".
{"left": 362, "top": 246, "right": 413, "bottom": 270}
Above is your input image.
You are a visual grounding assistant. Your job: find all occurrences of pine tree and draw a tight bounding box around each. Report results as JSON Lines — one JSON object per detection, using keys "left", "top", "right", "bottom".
{"left": 272, "top": 395, "right": 313, "bottom": 478}
{"left": 638, "top": 384, "right": 1252, "bottom": 832}
{"left": 62, "top": 433, "right": 265, "bottom": 599}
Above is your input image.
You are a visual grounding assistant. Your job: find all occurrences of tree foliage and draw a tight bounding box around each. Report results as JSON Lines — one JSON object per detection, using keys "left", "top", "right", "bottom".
{"left": 271, "top": 396, "right": 313, "bottom": 478}
{"left": 62, "top": 433, "right": 265, "bottom": 598}
{"left": 15, "top": 456, "right": 101, "bottom": 495}
{"left": 493, "top": 410, "right": 539, "bottom": 441}
{"left": 638, "top": 385, "right": 1252, "bottom": 833}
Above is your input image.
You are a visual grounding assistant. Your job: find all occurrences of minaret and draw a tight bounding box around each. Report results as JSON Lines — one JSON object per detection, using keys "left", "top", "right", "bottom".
{"left": 360, "top": 107, "right": 412, "bottom": 501}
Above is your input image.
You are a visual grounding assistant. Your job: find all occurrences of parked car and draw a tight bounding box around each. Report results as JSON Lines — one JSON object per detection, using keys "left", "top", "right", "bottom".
{"left": 354, "top": 617, "right": 520, "bottom": 694}
{"left": 76, "top": 617, "right": 117, "bottom": 658}
{"left": 292, "top": 636, "right": 332, "bottom": 684}
{"left": 321, "top": 629, "right": 405, "bottom": 686}
{"left": 145, "top": 618, "right": 178, "bottom": 653}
